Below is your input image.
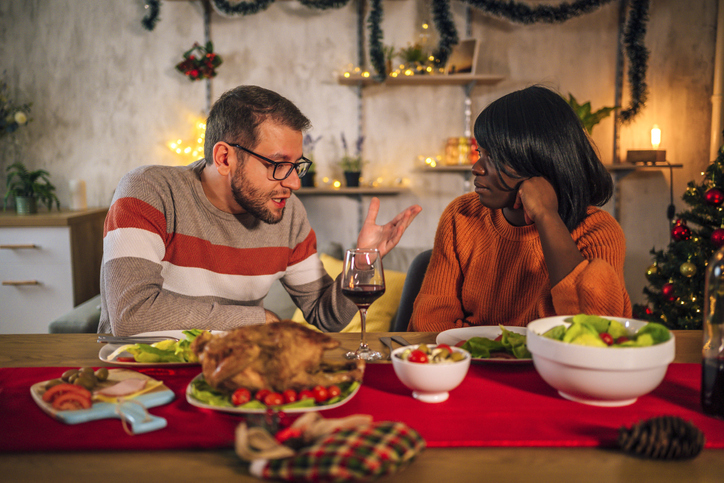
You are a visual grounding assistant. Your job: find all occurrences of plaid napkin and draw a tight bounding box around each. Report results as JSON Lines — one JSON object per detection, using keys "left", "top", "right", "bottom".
{"left": 238, "top": 414, "right": 425, "bottom": 482}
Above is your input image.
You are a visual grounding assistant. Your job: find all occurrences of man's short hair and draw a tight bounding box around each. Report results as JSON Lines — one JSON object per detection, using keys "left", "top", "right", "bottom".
{"left": 204, "top": 85, "right": 311, "bottom": 164}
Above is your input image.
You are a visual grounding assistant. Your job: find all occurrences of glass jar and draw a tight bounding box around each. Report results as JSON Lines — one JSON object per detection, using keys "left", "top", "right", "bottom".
{"left": 702, "top": 247, "right": 724, "bottom": 418}
{"left": 444, "top": 137, "right": 459, "bottom": 166}
{"left": 457, "top": 137, "right": 470, "bottom": 165}
{"left": 469, "top": 137, "right": 480, "bottom": 165}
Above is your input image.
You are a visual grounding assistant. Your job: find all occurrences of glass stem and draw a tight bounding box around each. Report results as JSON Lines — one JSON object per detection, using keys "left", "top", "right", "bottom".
{"left": 359, "top": 307, "right": 369, "bottom": 350}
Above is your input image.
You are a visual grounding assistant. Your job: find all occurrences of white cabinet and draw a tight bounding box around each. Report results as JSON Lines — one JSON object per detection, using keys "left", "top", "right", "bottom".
{"left": 0, "top": 208, "right": 107, "bottom": 334}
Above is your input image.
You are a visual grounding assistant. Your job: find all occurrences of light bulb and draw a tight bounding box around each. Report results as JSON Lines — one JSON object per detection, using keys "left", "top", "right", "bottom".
{"left": 651, "top": 125, "right": 661, "bottom": 150}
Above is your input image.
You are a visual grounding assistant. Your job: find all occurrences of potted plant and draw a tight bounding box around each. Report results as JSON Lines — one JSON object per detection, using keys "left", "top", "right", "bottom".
{"left": 301, "top": 133, "right": 321, "bottom": 188}
{"left": 4, "top": 161, "right": 60, "bottom": 214}
{"left": 339, "top": 133, "right": 366, "bottom": 187}
{"left": 566, "top": 93, "right": 618, "bottom": 134}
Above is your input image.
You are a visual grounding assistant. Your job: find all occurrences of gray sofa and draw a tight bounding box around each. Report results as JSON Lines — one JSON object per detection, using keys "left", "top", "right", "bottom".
{"left": 48, "top": 244, "right": 430, "bottom": 333}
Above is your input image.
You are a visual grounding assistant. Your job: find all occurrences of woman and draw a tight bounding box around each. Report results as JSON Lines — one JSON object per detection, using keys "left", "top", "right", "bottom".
{"left": 409, "top": 85, "right": 631, "bottom": 331}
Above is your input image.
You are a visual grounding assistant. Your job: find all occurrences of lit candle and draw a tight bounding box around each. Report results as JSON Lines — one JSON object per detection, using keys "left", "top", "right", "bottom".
{"left": 651, "top": 125, "right": 661, "bottom": 150}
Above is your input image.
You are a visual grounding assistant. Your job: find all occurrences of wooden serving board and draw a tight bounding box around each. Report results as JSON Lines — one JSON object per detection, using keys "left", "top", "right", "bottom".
{"left": 30, "top": 369, "right": 175, "bottom": 434}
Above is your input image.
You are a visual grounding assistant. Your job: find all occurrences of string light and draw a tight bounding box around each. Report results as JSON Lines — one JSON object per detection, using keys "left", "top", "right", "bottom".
{"left": 169, "top": 119, "right": 206, "bottom": 165}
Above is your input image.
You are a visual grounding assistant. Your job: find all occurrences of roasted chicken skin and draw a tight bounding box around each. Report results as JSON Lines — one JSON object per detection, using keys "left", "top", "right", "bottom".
{"left": 191, "top": 321, "right": 365, "bottom": 392}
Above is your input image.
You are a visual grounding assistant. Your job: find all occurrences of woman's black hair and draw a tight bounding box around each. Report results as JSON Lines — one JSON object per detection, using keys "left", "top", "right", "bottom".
{"left": 473, "top": 85, "right": 613, "bottom": 231}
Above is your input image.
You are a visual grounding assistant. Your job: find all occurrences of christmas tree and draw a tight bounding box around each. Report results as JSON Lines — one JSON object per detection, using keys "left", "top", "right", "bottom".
{"left": 633, "top": 147, "right": 724, "bottom": 330}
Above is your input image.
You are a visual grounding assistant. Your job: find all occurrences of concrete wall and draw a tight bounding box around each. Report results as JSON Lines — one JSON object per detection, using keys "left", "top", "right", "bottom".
{"left": 0, "top": 0, "right": 717, "bottom": 306}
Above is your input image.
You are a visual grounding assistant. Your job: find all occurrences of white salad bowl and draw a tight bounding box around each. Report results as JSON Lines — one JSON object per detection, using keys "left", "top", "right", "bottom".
{"left": 526, "top": 316, "right": 675, "bottom": 407}
{"left": 391, "top": 344, "right": 471, "bottom": 403}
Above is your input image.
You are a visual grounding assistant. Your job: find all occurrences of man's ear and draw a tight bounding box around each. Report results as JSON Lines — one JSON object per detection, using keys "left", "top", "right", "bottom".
{"left": 212, "top": 142, "right": 234, "bottom": 176}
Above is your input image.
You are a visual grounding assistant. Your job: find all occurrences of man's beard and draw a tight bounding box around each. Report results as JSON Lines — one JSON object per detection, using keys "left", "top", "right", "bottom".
{"left": 231, "top": 165, "right": 286, "bottom": 224}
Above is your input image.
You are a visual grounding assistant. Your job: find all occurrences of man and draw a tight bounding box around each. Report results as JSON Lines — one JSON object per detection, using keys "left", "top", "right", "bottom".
{"left": 98, "top": 85, "right": 421, "bottom": 336}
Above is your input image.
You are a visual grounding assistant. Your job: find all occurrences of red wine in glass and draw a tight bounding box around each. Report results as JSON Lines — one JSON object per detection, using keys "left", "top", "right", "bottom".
{"left": 341, "top": 284, "right": 385, "bottom": 309}
{"left": 342, "top": 248, "right": 385, "bottom": 361}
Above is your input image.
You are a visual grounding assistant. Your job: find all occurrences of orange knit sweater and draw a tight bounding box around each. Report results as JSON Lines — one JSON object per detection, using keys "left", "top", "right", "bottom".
{"left": 409, "top": 193, "right": 632, "bottom": 332}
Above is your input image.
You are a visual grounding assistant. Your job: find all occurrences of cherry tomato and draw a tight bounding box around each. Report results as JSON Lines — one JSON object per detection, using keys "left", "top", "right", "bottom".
{"left": 408, "top": 349, "right": 429, "bottom": 363}
{"left": 616, "top": 336, "right": 630, "bottom": 344}
{"left": 231, "top": 387, "right": 251, "bottom": 406}
{"left": 312, "top": 385, "right": 329, "bottom": 403}
{"left": 600, "top": 333, "right": 614, "bottom": 346}
{"left": 263, "top": 392, "right": 284, "bottom": 406}
{"left": 298, "top": 389, "right": 315, "bottom": 400}
{"left": 327, "top": 385, "right": 341, "bottom": 399}
{"left": 116, "top": 357, "right": 136, "bottom": 363}
{"left": 282, "top": 389, "right": 298, "bottom": 404}
{"left": 255, "top": 389, "right": 271, "bottom": 402}
{"left": 437, "top": 343, "right": 453, "bottom": 353}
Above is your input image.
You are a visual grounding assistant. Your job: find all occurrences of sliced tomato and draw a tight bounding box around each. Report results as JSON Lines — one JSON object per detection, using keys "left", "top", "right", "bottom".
{"left": 116, "top": 357, "right": 136, "bottom": 363}
{"left": 436, "top": 343, "right": 453, "bottom": 353}
{"left": 327, "top": 385, "right": 341, "bottom": 399}
{"left": 600, "top": 333, "right": 614, "bottom": 346}
{"left": 51, "top": 391, "right": 92, "bottom": 410}
{"left": 263, "top": 392, "right": 284, "bottom": 407}
{"left": 454, "top": 340, "right": 466, "bottom": 347}
{"left": 616, "top": 336, "right": 630, "bottom": 344}
{"left": 42, "top": 383, "right": 91, "bottom": 403}
{"left": 282, "top": 389, "right": 298, "bottom": 404}
{"left": 231, "top": 387, "right": 252, "bottom": 406}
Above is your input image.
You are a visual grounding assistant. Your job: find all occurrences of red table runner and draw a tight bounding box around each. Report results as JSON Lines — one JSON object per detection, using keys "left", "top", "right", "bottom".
{"left": 1, "top": 363, "right": 723, "bottom": 452}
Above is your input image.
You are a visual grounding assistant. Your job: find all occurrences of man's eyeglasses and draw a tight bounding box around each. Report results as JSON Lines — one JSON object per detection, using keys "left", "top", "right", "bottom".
{"left": 229, "top": 143, "right": 312, "bottom": 181}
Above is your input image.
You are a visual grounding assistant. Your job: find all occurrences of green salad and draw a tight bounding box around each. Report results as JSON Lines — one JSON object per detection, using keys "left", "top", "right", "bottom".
{"left": 107, "top": 329, "right": 207, "bottom": 363}
{"left": 542, "top": 314, "right": 671, "bottom": 347}
{"left": 460, "top": 326, "right": 531, "bottom": 359}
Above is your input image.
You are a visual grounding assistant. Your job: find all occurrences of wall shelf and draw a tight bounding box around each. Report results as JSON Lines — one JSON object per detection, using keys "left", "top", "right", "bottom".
{"left": 296, "top": 187, "right": 406, "bottom": 196}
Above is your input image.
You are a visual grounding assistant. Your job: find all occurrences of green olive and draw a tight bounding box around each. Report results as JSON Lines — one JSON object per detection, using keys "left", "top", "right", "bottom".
{"left": 61, "top": 369, "right": 79, "bottom": 382}
{"left": 417, "top": 343, "right": 431, "bottom": 354}
{"left": 451, "top": 351, "right": 465, "bottom": 362}
{"left": 95, "top": 367, "right": 109, "bottom": 382}
{"left": 74, "top": 375, "right": 96, "bottom": 390}
{"left": 45, "top": 378, "right": 64, "bottom": 390}
{"left": 68, "top": 372, "right": 80, "bottom": 384}
{"left": 80, "top": 366, "right": 95, "bottom": 375}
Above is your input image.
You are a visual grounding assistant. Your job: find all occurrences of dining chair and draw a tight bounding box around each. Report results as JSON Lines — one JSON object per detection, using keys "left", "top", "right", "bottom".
{"left": 391, "top": 249, "right": 432, "bottom": 332}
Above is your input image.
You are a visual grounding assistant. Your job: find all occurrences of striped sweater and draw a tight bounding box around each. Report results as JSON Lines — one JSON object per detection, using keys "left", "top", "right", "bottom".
{"left": 409, "top": 193, "right": 632, "bottom": 332}
{"left": 98, "top": 160, "right": 357, "bottom": 335}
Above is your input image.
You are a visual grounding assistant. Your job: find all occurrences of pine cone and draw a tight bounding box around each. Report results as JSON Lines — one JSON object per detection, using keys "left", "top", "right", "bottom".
{"left": 618, "top": 416, "right": 705, "bottom": 460}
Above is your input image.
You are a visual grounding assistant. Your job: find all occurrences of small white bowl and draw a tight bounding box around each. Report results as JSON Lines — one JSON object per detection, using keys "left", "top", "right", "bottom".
{"left": 391, "top": 344, "right": 471, "bottom": 403}
{"left": 526, "top": 316, "right": 675, "bottom": 407}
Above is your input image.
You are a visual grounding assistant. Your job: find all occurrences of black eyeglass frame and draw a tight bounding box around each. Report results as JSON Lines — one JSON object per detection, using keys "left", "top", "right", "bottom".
{"left": 228, "top": 143, "right": 312, "bottom": 181}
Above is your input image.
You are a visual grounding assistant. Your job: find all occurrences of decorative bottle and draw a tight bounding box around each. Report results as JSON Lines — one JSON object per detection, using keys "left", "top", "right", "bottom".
{"left": 444, "top": 137, "right": 459, "bottom": 166}
{"left": 702, "top": 247, "right": 724, "bottom": 418}
{"left": 457, "top": 137, "right": 470, "bottom": 165}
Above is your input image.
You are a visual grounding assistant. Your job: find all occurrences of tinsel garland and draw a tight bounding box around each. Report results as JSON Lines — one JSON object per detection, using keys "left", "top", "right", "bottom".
{"left": 368, "top": 0, "right": 386, "bottom": 81}
{"left": 142, "top": 0, "right": 161, "bottom": 31}
{"left": 618, "top": 0, "right": 649, "bottom": 122}
{"left": 210, "top": 0, "right": 275, "bottom": 17}
{"left": 297, "top": 0, "right": 352, "bottom": 10}
{"left": 431, "top": 0, "right": 459, "bottom": 70}
{"left": 434, "top": 0, "right": 649, "bottom": 122}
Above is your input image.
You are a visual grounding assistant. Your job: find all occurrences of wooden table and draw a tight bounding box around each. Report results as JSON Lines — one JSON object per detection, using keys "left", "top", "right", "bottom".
{"left": 1, "top": 331, "right": 722, "bottom": 482}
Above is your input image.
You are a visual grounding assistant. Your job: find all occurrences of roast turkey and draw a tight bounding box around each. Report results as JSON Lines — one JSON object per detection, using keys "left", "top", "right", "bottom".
{"left": 191, "top": 321, "right": 365, "bottom": 393}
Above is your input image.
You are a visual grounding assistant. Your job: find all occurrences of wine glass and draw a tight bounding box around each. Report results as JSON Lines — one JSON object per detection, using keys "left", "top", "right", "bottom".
{"left": 341, "top": 248, "right": 386, "bottom": 360}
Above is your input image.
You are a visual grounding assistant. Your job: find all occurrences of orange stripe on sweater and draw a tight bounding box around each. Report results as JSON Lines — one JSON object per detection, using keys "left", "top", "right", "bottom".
{"left": 104, "top": 197, "right": 167, "bottom": 240}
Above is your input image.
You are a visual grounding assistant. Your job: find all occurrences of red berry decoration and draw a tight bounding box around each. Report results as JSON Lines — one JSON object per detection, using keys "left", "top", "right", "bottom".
{"left": 713, "top": 228, "right": 724, "bottom": 249}
{"left": 661, "top": 282, "right": 676, "bottom": 302}
{"left": 705, "top": 188, "right": 724, "bottom": 206}
{"left": 671, "top": 222, "right": 691, "bottom": 241}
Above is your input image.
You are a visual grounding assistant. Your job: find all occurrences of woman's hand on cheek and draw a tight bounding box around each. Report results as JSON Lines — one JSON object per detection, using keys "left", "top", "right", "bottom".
{"left": 513, "top": 177, "right": 559, "bottom": 225}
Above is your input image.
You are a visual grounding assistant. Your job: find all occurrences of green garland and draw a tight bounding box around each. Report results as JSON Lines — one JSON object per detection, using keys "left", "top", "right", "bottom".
{"left": 210, "top": 0, "right": 275, "bottom": 17}
{"left": 142, "top": 0, "right": 649, "bottom": 123}
{"left": 434, "top": 0, "right": 649, "bottom": 122}
{"left": 368, "top": 0, "right": 386, "bottom": 81}
{"left": 141, "top": 0, "right": 161, "bottom": 31}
